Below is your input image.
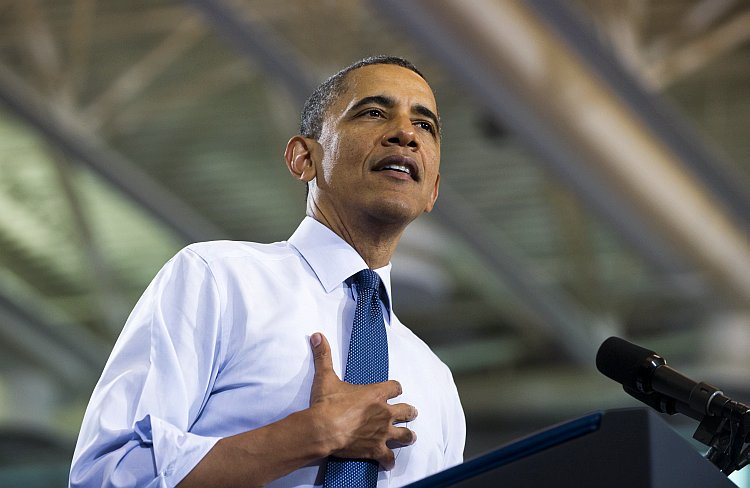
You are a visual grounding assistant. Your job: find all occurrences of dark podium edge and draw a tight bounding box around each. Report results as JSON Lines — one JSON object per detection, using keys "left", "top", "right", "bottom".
{"left": 406, "top": 411, "right": 602, "bottom": 487}
{"left": 406, "top": 407, "right": 737, "bottom": 488}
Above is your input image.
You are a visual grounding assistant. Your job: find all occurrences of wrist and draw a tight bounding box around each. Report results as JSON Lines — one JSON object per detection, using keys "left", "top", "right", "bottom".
{"left": 290, "top": 404, "right": 339, "bottom": 458}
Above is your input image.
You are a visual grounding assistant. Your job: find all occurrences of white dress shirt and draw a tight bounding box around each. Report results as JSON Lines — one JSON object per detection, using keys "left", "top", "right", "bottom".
{"left": 70, "top": 217, "right": 465, "bottom": 487}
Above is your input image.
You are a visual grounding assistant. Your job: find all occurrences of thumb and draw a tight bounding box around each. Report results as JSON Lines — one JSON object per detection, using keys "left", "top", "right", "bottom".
{"left": 310, "top": 332, "right": 338, "bottom": 402}
{"left": 310, "top": 332, "right": 334, "bottom": 375}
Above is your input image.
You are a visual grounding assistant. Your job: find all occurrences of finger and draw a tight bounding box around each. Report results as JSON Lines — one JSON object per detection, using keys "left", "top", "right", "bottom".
{"left": 386, "top": 426, "right": 417, "bottom": 448}
{"left": 376, "top": 448, "right": 396, "bottom": 471}
{"left": 310, "top": 332, "right": 334, "bottom": 375}
{"left": 376, "top": 380, "right": 403, "bottom": 400}
{"left": 390, "top": 403, "right": 418, "bottom": 423}
{"left": 392, "top": 426, "right": 418, "bottom": 446}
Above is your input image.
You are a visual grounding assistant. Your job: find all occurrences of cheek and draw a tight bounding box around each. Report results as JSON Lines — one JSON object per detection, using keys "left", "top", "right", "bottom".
{"left": 424, "top": 151, "right": 440, "bottom": 179}
{"left": 421, "top": 138, "right": 440, "bottom": 164}
{"left": 317, "top": 137, "right": 342, "bottom": 182}
{"left": 322, "top": 141, "right": 365, "bottom": 182}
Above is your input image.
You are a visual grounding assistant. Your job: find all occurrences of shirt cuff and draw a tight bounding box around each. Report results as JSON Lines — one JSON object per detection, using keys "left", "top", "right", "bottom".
{"left": 135, "top": 414, "right": 221, "bottom": 486}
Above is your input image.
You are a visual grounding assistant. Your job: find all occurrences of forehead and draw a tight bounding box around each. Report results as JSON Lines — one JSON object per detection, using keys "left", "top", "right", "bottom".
{"left": 333, "top": 64, "right": 438, "bottom": 115}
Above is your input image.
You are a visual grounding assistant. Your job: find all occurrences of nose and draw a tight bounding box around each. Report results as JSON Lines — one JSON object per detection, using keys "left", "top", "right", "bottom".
{"left": 382, "top": 120, "right": 418, "bottom": 149}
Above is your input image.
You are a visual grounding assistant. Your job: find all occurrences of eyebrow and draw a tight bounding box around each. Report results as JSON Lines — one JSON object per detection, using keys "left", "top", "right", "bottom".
{"left": 348, "top": 95, "right": 441, "bottom": 135}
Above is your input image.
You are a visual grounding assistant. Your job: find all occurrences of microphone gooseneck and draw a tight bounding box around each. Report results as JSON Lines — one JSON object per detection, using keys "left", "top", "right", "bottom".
{"left": 596, "top": 336, "right": 750, "bottom": 475}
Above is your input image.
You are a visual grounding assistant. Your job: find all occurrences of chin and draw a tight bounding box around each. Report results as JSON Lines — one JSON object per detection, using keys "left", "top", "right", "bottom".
{"left": 366, "top": 201, "right": 420, "bottom": 227}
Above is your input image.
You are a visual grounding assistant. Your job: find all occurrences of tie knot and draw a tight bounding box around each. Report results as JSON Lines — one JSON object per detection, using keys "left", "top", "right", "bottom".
{"left": 353, "top": 269, "right": 380, "bottom": 292}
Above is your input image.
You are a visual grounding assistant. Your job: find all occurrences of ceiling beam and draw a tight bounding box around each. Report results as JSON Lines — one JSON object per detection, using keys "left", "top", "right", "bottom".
{"left": 0, "top": 182, "right": 83, "bottom": 282}
{"left": 646, "top": 0, "right": 739, "bottom": 62}
{"left": 645, "top": 7, "right": 750, "bottom": 89}
{"left": 185, "top": 0, "right": 317, "bottom": 106}
{"left": 528, "top": 0, "right": 750, "bottom": 232}
{"left": 60, "top": 0, "right": 97, "bottom": 106}
{"left": 52, "top": 152, "right": 132, "bottom": 333}
{"left": 83, "top": 13, "right": 208, "bottom": 127}
{"left": 0, "top": 285, "right": 109, "bottom": 391}
{"left": 0, "top": 62, "right": 227, "bottom": 243}
{"left": 527, "top": 0, "right": 750, "bottom": 302}
{"left": 432, "top": 185, "right": 601, "bottom": 364}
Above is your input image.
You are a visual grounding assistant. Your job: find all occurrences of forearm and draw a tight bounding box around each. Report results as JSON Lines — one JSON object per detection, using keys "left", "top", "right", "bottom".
{"left": 177, "top": 406, "right": 332, "bottom": 488}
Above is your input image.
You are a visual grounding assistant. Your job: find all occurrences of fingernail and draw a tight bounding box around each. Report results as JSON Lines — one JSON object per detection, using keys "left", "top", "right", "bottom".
{"left": 310, "top": 333, "right": 322, "bottom": 347}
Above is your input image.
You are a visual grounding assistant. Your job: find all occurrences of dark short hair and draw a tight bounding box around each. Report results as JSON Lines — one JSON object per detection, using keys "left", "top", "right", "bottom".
{"left": 299, "top": 55, "right": 427, "bottom": 140}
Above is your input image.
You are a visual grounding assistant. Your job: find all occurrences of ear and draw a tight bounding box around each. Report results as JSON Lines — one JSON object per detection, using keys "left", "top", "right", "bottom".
{"left": 284, "top": 136, "right": 318, "bottom": 182}
{"left": 423, "top": 173, "right": 440, "bottom": 213}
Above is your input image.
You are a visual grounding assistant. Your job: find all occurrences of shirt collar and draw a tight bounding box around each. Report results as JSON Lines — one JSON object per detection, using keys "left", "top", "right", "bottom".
{"left": 288, "top": 217, "right": 393, "bottom": 320}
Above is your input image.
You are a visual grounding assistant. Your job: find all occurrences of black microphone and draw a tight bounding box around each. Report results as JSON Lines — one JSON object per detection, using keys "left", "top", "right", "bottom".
{"left": 596, "top": 336, "right": 733, "bottom": 420}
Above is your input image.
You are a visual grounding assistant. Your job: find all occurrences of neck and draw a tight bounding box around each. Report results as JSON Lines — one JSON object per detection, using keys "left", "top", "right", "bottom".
{"left": 307, "top": 206, "right": 407, "bottom": 269}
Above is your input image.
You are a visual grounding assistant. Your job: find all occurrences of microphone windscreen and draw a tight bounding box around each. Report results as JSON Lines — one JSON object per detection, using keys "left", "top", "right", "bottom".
{"left": 596, "top": 336, "right": 658, "bottom": 389}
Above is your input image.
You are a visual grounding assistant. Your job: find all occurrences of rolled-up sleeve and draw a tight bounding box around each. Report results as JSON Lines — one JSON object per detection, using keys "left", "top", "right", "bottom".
{"left": 70, "top": 248, "right": 225, "bottom": 487}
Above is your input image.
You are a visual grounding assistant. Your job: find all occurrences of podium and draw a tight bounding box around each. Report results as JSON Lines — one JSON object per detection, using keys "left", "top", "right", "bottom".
{"left": 407, "top": 408, "right": 737, "bottom": 487}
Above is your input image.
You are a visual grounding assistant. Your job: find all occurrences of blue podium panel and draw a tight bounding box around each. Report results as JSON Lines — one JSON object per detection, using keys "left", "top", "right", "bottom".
{"left": 408, "top": 408, "right": 737, "bottom": 488}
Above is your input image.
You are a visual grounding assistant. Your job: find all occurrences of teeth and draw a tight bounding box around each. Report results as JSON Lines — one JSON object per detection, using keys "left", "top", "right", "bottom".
{"left": 382, "top": 164, "right": 410, "bottom": 174}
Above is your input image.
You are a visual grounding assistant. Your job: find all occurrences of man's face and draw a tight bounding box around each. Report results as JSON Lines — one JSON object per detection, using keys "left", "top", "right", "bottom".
{"left": 309, "top": 64, "right": 441, "bottom": 228}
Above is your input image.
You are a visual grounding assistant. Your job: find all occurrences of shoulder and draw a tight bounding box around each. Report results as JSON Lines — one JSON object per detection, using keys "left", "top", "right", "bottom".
{"left": 175, "top": 240, "right": 302, "bottom": 271}
{"left": 183, "top": 240, "right": 292, "bottom": 262}
{"left": 172, "top": 240, "right": 312, "bottom": 291}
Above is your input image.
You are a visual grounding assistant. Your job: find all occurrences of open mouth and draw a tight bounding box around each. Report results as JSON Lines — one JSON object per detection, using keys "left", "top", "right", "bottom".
{"left": 372, "top": 155, "right": 419, "bottom": 181}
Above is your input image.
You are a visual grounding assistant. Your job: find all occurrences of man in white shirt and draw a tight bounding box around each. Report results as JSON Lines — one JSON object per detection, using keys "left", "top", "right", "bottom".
{"left": 70, "top": 55, "right": 465, "bottom": 487}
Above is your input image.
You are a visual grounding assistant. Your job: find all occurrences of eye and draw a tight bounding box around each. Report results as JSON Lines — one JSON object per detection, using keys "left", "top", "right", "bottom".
{"left": 415, "top": 120, "right": 435, "bottom": 134}
{"left": 362, "top": 108, "right": 384, "bottom": 118}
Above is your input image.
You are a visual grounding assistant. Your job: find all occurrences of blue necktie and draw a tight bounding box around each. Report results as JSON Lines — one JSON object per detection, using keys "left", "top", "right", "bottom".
{"left": 323, "top": 269, "right": 388, "bottom": 488}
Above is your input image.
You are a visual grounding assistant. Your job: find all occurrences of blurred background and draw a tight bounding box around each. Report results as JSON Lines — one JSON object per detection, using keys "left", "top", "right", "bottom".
{"left": 0, "top": 0, "right": 749, "bottom": 486}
